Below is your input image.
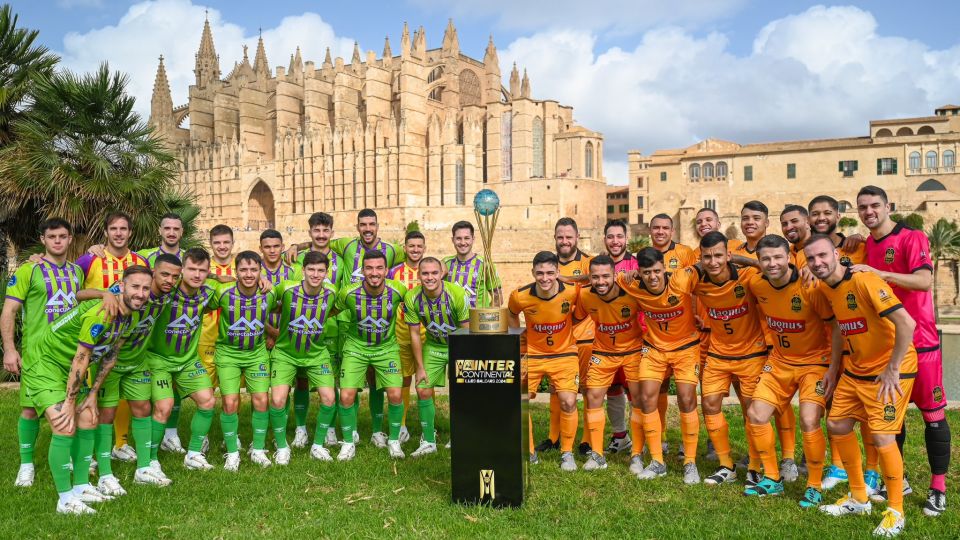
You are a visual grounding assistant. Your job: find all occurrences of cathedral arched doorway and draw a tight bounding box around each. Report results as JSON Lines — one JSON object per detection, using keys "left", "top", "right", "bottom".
{"left": 248, "top": 180, "right": 275, "bottom": 230}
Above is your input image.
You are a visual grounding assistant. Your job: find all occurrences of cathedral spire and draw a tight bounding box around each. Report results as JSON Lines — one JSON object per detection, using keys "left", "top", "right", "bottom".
{"left": 253, "top": 33, "right": 269, "bottom": 78}
{"left": 413, "top": 25, "right": 426, "bottom": 58}
{"left": 483, "top": 35, "right": 499, "bottom": 72}
{"left": 150, "top": 55, "right": 174, "bottom": 134}
{"left": 382, "top": 36, "right": 393, "bottom": 68}
{"left": 400, "top": 22, "right": 411, "bottom": 59}
{"left": 322, "top": 47, "right": 332, "bottom": 69}
{"left": 509, "top": 62, "right": 520, "bottom": 98}
{"left": 351, "top": 41, "right": 362, "bottom": 65}
{"left": 194, "top": 15, "right": 221, "bottom": 88}
{"left": 289, "top": 46, "right": 303, "bottom": 73}
{"left": 442, "top": 19, "right": 459, "bottom": 56}
{"left": 521, "top": 68, "right": 530, "bottom": 98}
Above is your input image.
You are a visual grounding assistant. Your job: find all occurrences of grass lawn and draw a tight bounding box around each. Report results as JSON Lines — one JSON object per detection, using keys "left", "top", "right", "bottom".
{"left": 0, "top": 388, "right": 957, "bottom": 539}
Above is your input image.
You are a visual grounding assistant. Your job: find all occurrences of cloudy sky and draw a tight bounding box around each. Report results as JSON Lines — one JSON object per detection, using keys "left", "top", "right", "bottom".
{"left": 18, "top": 0, "right": 960, "bottom": 184}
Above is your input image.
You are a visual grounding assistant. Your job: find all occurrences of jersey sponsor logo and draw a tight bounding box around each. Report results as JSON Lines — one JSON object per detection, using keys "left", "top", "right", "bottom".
{"left": 837, "top": 317, "right": 867, "bottom": 335}
{"left": 532, "top": 321, "right": 566, "bottom": 334}
{"left": 846, "top": 292, "right": 858, "bottom": 310}
{"left": 597, "top": 321, "right": 632, "bottom": 334}
{"left": 877, "top": 289, "right": 891, "bottom": 302}
{"left": 350, "top": 267, "right": 365, "bottom": 282}
{"left": 166, "top": 313, "right": 201, "bottom": 335}
{"left": 620, "top": 306, "right": 631, "bottom": 319}
{"left": 884, "top": 248, "right": 895, "bottom": 264}
{"left": 357, "top": 315, "right": 390, "bottom": 334}
{"left": 425, "top": 320, "right": 457, "bottom": 338}
{"left": 883, "top": 404, "right": 896, "bottom": 421}
{"left": 45, "top": 289, "right": 78, "bottom": 315}
{"left": 227, "top": 317, "right": 265, "bottom": 337}
{"left": 790, "top": 295, "right": 802, "bottom": 312}
{"left": 734, "top": 284, "right": 746, "bottom": 298}
{"left": 765, "top": 316, "right": 805, "bottom": 334}
{"left": 90, "top": 323, "right": 106, "bottom": 339}
{"left": 644, "top": 308, "right": 683, "bottom": 321}
{"left": 289, "top": 315, "right": 325, "bottom": 335}
{"left": 707, "top": 304, "right": 748, "bottom": 321}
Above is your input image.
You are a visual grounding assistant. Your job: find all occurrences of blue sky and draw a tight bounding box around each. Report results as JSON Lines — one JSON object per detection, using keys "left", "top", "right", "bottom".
{"left": 14, "top": 0, "right": 960, "bottom": 183}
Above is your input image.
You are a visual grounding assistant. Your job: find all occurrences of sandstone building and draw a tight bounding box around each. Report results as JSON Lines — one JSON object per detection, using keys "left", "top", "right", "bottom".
{"left": 149, "top": 18, "right": 606, "bottom": 287}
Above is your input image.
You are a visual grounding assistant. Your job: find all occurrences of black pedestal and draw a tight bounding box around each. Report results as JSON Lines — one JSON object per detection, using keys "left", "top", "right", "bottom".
{"left": 448, "top": 328, "right": 528, "bottom": 508}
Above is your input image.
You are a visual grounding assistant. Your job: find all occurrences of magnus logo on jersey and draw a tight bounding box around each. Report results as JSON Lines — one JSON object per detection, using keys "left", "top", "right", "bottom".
{"left": 766, "top": 316, "right": 805, "bottom": 334}
{"left": 707, "top": 304, "right": 748, "bottom": 321}
{"left": 644, "top": 308, "right": 683, "bottom": 322}
{"left": 455, "top": 359, "right": 515, "bottom": 384}
{"left": 532, "top": 321, "right": 566, "bottom": 334}
{"left": 837, "top": 317, "right": 867, "bottom": 336}
{"left": 597, "top": 321, "right": 632, "bottom": 334}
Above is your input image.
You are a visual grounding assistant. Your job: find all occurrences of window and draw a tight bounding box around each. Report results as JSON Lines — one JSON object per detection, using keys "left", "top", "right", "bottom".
{"left": 501, "top": 114, "right": 512, "bottom": 180}
{"left": 689, "top": 163, "right": 701, "bottom": 180}
{"left": 877, "top": 158, "right": 897, "bottom": 175}
{"left": 607, "top": 205, "right": 614, "bottom": 214}
{"left": 636, "top": 176, "right": 644, "bottom": 188}
{"left": 744, "top": 165, "right": 753, "bottom": 181}
{"left": 703, "top": 199, "right": 716, "bottom": 211}
{"left": 909, "top": 151, "right": 921, "bottom": 171}
{"left": 532, "top": 117, "right": 545, "bottom": 177}
{"left": 918, "top": 179, "right": 947, "bottom": 191}
{"left": 716, "top": 161, "right": 728, "bottom": 178}
{"left": 944, "top": 150, "right": 955, "bottom": 169}
{"left": 637, "top": 196, "right": 644, "bottom": 208}
{"left": 838, "top": 200, "right": 852, "bottom": 212}
{"left": 660, "top": 171, "right": 667, "bottom": 182}
{"left": 890, "top": 203, "right": 897, "bottom": 212}
{"left": 787, "top": 163, "right": 796, "bottom": 179}
{"left": 703, "top": 162, "right": 714, "bottom": 178}
{"left": 926, "top": 150, "right": 938, "bottom": 170}
{"left": 455, "top": 161, "right": 465, "bottom": 205}
{"left": 839, "top": 160, "right": 858, "bottom": 177}
{"left": 637, "top": 213, "right": 644, "bottom": 224}
{"left": 584, "top": 142, "right": 594, "bottom": 178}
{"left": 619, "top": 204, "right": 629, "bottom": 213}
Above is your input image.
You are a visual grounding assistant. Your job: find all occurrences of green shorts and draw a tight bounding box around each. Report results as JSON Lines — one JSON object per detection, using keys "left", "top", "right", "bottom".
{"left": 271, "top": 356, "right": 335, "bottom": 390}
{"left": 26, "top": 378, "right": 90, "bottom": 417}
{"left": 340, "top": 344, "right": 402, "bottom": 389}
{"left": 418, "top": 343, "right": 450, "bottom": 389}
{"left": 151, "top": 358, "right": 213, "bottom": 401}
{"left": 219, "top": 361, "right": 271, "bottom": 395}
{"left": 99, "top": 364, "right": 152, "bottom": 407}
{"left": 19, "top": 377, "right": 34, "bottom": 409}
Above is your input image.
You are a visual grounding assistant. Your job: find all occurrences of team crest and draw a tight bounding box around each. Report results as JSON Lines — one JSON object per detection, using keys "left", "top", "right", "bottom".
{"left": 790, "top": 295, "right": 802, "bottom": 312}
{"left": 840, "top": 255, "right": 851, "bottom": 265}
{"left": 734, "top": 285, "right": 745, "bottom": 299}
{"left": 621, "top": 306, "right": 631, "bottom": 318}
{"left": 933, "top": 386, "right": 944, "bottom": 403}
{"left": 883, "top": 404, "right": 896, "bottom": 421}
{"left": 846, "top": 292, "right": 857, "bottom": 310}
{"left": 6, "top": 276, "right": 15, "bottom": 287}
{"left": 667, "top": 295, "right": 680, "bottom": 306}
{"left": 573, "top": 270, "right": 582, "bottom": 276}
{"left": 878, "top": 289, "right": 889, "bottom": 301}
{"left": 815, "top": 380, "right": 825, "bottom": 396}
{"left": 574, "top": 374, "right": 580, "bottom": 387}
{"left": 669, "top": 258, "right": 679, "bottom": 269}
{"left": 762, "top": 364, "right": 772, "bottom": 373}
{"left": 884, "top": 248, "right": 895, "bottom": 264}
{"left": 561, "top": 300, "right": 570, "bottom": 314}
{"left": 694, "top": 363, "right": 700, "bottom": 377}
{"left": 90, "top": 324, "right": 105, "bottom": 339}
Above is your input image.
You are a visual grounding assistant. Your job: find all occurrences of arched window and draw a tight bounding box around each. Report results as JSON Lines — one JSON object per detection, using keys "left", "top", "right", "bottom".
{"left": 716, "top": 161, "right": 728, "bottom": 178}
{"left": 584, "top": 141, "right": 594, "bottom": 178}
{"left": 838, "top": 200, "right": 852, "bottom": 212}
{"left": 689, "top": 163, "right": 701, "bottom": 180}
{"left": 944, "top": 150, "right": 955, "bottom": 168}
{"left": 896, "top": 127, "right": 914, "bottom": 136}
{"left": 456, "top": 161, "right": 465, "bottom": 205}
{"left": 926, "top": 150, "right": 938, "bottom": 169}
{"left": 532, "top": 116, "right": 545, "bottom": 177}
{"left": 501, "top": 113, "right": 512, "bottom": 180}
{"left": 427, "top": 66, "right": 444, "bottom": 84}
{"left": 875, "top": 128, "right": 893, "bottom": 137}
{"left": 918, "top": 179, "right": 947, "bottom": 191}
{"left": 703, "top": 162, "right": 714, "bottom": 178}
{"left": 428, "top": 86, "right": 444, "bottom": 102}
{"left": 917, "top": 125, "right": 935, "bottom": 135}
{"left": 459, "top": 69, "right": 481, "bottom": 107}
{"left": 909, "top": 151, "right": 921, "bottom": 170}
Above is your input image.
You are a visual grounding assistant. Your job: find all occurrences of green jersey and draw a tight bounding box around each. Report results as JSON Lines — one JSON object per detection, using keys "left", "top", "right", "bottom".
{"left": 116, "top": 291, "right": 169, "bottom": 369}
{"left": 296, "top": 248, "right": 344, "bottom": 289}
{"left": 272, "top": 279, "right": 338, "bottom": 361}
{"left": 329, "top": 237, "right": 404, "bottom": 284}
{"left": 146, "top": 283, "right": 217, "bottom": 365}
{"left": 442, "top": 254, "right": 500, "bottom": 309}
{"left": 403, "top": 282, "right": 470, "bottom": 346}
{"left": 210, "top": 284, "right": 278, "bottom": 364}
{"left": 5, "top": 258, "right": 84, "bottom": 350}
{"left": 335, "top": 279, "right": 407, "bottom": 348}
{"left": 27, "top": 299, "right": 131, "bottom": 371}
{"left": 262, "top": 263, "right": 301, "bottom": 327}
{"left": 137, "top": 246, "right": 183, "bottom": 267}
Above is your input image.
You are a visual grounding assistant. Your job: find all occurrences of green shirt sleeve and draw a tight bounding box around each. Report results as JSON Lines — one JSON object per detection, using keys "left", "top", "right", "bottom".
{"left": 452, "top": 285, "right": 470, "bottom": 324}
{"left": 77, "top": 304, "right": 108, "bottom": 349}
{"left": 328, "top": 237, "right": 351, "bottom": 256}
{"left": 403, "top": 289, "right": 421, "bottom": 326}
{"left": 5, "top": 263, "right": 34, "bottom": 303}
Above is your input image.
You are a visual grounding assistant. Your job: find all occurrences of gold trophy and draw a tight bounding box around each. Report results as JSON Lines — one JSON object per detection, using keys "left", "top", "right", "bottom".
{"left": 469, "top": 189, "right": 509, "bottom": 333}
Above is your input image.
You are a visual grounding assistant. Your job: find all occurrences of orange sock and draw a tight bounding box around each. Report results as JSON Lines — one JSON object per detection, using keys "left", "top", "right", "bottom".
{"left": 704, "top": 413, "right": 733, "bottom": 469}
{"left": 642, "top": 411, "right": 663, "bottom": 463}
{"left": 861, "top": 423, "right": 878, "bottom": 471}
{"left": 748, "top": 422, "right": 780, "bottom": 479}
{"left": 586, "top": 408, "right": 606, "bottom": 455}
{"left": 833, "top": 431, "right": 867, "bottom": 503}
{"left": 528, "top": 413, "right": 535, "bottom": 454}
{"left": 657, "top": 392, "right": 668, "bottom": 439}
{"left": 559, "top": 409, "right": 578, "bottom": 453}
{"left": 630, "top": 409, "right": 644, "bottom": 456}
{"left": 802, "top": 429, "right": 826, "bottom": 489}
{"left": 745, "top": 420, "right": 761, "bottom": 472}
{"left": 679, "top": 411, "right": 699, "bottom": 465}
{"left": 829, "top": 427, "right": 844, "bottom": 469}
{"left": 548, "top": 393, "right": 561, "bottom": 443}
{"left": 877, "top": 442, "right": 905, "bottom": 513}
{"left": 776, "top": 406, "right": 796, "bottom": 460}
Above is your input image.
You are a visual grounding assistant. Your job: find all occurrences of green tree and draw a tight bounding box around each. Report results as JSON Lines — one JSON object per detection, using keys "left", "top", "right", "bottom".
{"left": 838, "top": 216, "right": 858, "bottom": 229}
{"left": 628, "top": 235, "right": 651, "bottom": 253}
{"left": 406, "top": 220, "right": 420, "bottom": 233}
{"left": 927, "top": 218, "right": 960, "bottom": 321}
{"left": 0, "top": 63, "right": 200, "bottom": 260}
{"left": 890, "top": 212, "right": 924, "bottom": 230}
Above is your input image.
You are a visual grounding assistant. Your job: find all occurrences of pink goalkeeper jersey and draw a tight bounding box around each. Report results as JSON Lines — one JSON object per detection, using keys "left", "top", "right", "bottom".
{"left": 614, "top": 252, "right": 639, "bottom": 274}
{"left": 865, "top": 222, "right": 938, "bottom": 350}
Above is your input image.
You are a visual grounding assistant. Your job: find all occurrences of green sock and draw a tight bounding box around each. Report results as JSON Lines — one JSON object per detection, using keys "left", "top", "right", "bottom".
{"left": 270, "top": 406, "right": 289, "bottom": 449}
{"left": 49, "top": 434, "right": 74, "bottom": 495}
{"left": 166, "top": 393, "right": 181, "bottom": 429}
{"left": 330, "top": 390, "right": 339, "bottom": 429}
{"left": 73, "top": 428, "right": 96, "bottom": 486}
{"left": 369, "top": 386, "right": 385, "bottom": 433}
{"left": 189, "top": 408, "right": 214, "bottom": 452}
{"left": 95, "top": 424, "right": 114, "bottom": 476}
{"left": 294, "top": 387, "right": 310, "bottom": 428}
{"left": 338, "top": 403, "right": 357, "bottom": 444}
{"left": 220, "top": 412, "right": 239, "bottom": 453}
{"left": 252, "top": 410, "right": 270, "bottom": 450}
{"left": 313, "top": 404, "right": 337, "bottom": 446}
{"left": 132, "top": 417, "right": 152, "bottom": 469}
{"left": 18, "top": 416, "right": 40, "bottom": 465}
{"left": 418, "top": 399, "right": 436, "bottom": 443}
{"left": 150, "top": 418, "right": 166, "bottom": 460}
{"left": 387, "top": 402, "right": 403, "bottom": 442}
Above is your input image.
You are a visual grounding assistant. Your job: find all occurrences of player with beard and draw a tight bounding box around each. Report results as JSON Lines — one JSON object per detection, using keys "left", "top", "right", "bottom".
{"left": 389, "top": 230, "right": 426, "bottom": 445}
{"left": 443, "top": 221, "right": 503, "bottom": 309}
{"left": 808, "top": 195, "right": 866, "bottom": 266}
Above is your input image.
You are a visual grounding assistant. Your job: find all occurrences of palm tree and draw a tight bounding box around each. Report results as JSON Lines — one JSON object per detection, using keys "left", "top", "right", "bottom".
{"left": 0, "top": 63, "right": 200, "bottom": 259}
{"left": 628, "top": 235, "right": 651, "bottom": 253}
{"left": 927, "top": 218, "right": 960, "bottom": 322}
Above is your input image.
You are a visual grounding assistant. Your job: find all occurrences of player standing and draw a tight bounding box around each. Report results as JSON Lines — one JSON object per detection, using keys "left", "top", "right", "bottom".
{"left": 443, "top": 220, "right": 503, "bottom": 309}
{"left": 389, "top": 230, "right": 426, "bottom": 445}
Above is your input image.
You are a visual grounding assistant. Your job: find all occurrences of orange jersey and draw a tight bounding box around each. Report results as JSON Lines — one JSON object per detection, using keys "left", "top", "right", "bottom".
{"left": 558, "top": 250, "right": 594, "bottom": 342}
{"left": 76, "top": 249, "right": 148, "bottom": 290}
{"left": 834, "top": 235, "right": 866, "bottom": 265}
{"left": 508, "top": 282, "right": 580, "bottom": 357}
{"left": 619, "top": 271, "right": 699, "bottom": 352}
{"left": 684, "top": 264, "right": 767, "bottom": 359}
{"left": 748, "top": 267, "right": 833, "bottom": 365}
{"left": 657, "top": 241, "right": 697, "bottom": 271}
{"left": 731, "top": 240, "right": 761, "bottom": 261}
{"left": 817, "top": 268, "right": 917, "bottom": 377}
{"left": 574, "top": 286, "right": 644, "bottom": 354}
{"left": 693, "top": 238, "right": 741, "bottom": 260}
{"left": 789, "top": 243, "right": 808, "bottom": 270}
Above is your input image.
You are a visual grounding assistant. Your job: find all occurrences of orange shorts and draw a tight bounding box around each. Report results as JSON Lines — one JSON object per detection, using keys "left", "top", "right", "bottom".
{"left": 751, "top": 355, "right": 828, "bottom": 412}
{"left": 528, "top": 352, "right": 580, "bottom": 394}
{"left": 586, "top": 350, "right": 641, "bottom": 388}
{"left": 577, "top": 341, "right": 593, "bottom": 383}
{"left": 640, "top": 342, "right": 700, "bottom": 385}
{"left": 829, "top": 371, "right": 915, "bottom": 434}
{"left": 701, "top": 355, "right": 765, "bottom": 398}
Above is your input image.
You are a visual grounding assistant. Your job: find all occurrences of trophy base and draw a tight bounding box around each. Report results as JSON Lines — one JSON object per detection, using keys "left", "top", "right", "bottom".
{"left": 469, "top": 307, "right": 510, "bottom": 334}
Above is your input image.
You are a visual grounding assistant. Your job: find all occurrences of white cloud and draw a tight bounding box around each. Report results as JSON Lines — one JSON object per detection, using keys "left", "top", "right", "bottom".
{"left": 410, "top": 0, "right": 747, "bottom": 34}
{"left": 500, "top": 5, "right": 960, "bottom": 181}
{"left": 57, "top": 0, "right": 356, "bottom": 117}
